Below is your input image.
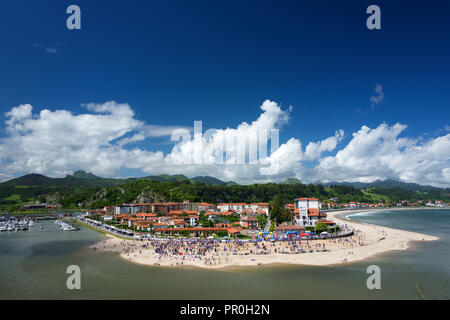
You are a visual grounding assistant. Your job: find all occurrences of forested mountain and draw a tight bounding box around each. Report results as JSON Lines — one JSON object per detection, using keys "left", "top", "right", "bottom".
{"left": 324, "top": 179, "right": 447, "bottom": 193}
{"left": 0, "top": 171, "right": 232, "bottom": 209}
{"left": 1, "top": 172, "right": 448, "bottom": 212}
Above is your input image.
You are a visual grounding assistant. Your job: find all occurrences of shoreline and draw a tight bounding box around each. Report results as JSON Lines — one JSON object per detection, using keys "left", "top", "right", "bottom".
{"left": 90, "top": 208, "right": 441, "bottom": 269}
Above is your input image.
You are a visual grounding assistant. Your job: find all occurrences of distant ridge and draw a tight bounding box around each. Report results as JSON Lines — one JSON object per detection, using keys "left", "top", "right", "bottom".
{"left": 0, "top": 171, "right": 128, "bottom": 187}
{"left": 141, "top": 174, "right": 190, "bottom": 183}
{"left": 71, "top": 170, "right": 100, "bottom": 179}
{"left": 0, "top": 171, "right": 236, "bottom": 188}
{"left": 1, "top": 171, "right": 449, "bottom": 210}
{"left": 322, "top": 179, "right": 446, "bottom": 192}
{"left": 2, "top": 172, "right": 447, "bottom": 192}
{"left": 190, "top": 176, "right": 227, "bottom": 185}
{"left": 281, "top": 178, "right": 302, "bottom": 185}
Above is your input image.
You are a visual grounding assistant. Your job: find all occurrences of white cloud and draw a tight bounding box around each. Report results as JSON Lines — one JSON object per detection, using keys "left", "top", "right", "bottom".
{"left": 163, "top": 100, "right": 297, "bottom": 183}
{"left": 166, "top": 100, "right": 291, "bottom": 165}
{"left": 46, "top": 47, "right": 57, "bottom": 54}
{"left": 313, "top": 123, "right": 450, "bottom": 187}
{"left": 4, "top": 104, "right": 33, "bottom": 130}
{"left": 304, "top": 129, "right": 344, "bottom": 160}
{"left": 260, "top": 138, "right": 303, "bottom": 177}
{"left": 0, "top": 173, "right": 13, "bottom": 183}
{"left": 0, "top": 102, "right": 168, "bottom": 177}
{"left": 370, "top": 84, "right": 384, "bottom": 109}
{"left": 33, "top": 43, "right": 59, "bottom": 55}
{"left": 0, "top": 100, "right": 449, "bottom": 187}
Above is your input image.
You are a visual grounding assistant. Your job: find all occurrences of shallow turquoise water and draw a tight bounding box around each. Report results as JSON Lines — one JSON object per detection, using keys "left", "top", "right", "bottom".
{"left": 0, "top": 209, "right": 449, "bottom": 299}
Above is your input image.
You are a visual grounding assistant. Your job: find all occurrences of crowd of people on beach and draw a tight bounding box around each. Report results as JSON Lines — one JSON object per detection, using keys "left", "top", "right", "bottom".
{"left": 88, "top": 227, "right": 367, "bottom": 267}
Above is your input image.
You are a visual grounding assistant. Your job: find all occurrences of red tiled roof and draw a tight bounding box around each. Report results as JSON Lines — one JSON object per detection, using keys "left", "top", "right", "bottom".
{"left": 154, "top": 227, "right": 228, "bottom": 232}
{"left": 318, "top": 219, "right": 335, "bottom": 224}
{"left": 227, "top": 228, "right": 241, "bottom": 234}
{"left": 240, "top": 215, "right": 258, "bottom": 221}
{"left": 136, "top": 212, "right": 157, "bottom": 217}
{"left": 275, "top": 225, "right": 305, "bottom": 231}
{"left": 308, "top": 209, "right": 319, "bottom": 216}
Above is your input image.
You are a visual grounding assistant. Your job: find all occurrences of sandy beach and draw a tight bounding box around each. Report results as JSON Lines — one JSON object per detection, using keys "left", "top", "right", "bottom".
{"left": 90, "top": 208, "right": 439, "bottom": 269}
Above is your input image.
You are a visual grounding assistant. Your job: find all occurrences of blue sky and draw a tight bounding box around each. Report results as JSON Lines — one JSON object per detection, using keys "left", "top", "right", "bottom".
{"left": 0, "top": 0, "right": 449, "bottom": 186}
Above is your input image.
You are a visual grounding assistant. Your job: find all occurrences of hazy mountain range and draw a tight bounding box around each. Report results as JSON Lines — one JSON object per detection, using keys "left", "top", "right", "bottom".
{"left": 0, "top": 171, "right": 237, "bottom": 188}
{"left": 1, "top": 171, "right": 447, "bottom": 193}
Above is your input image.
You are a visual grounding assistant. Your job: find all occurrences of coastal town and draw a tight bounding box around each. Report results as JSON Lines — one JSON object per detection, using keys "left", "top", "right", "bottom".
{"left": 61, "top": 195, "right": 438, "bottom": 269}
{"left": 1, "top": 187, "right": 446, "bottom": 268}
{"left": 83, "top": 198, "right": 344, "bottom": 240}
{"left": 79, "top": 197, "right": 447, "bottom": 240}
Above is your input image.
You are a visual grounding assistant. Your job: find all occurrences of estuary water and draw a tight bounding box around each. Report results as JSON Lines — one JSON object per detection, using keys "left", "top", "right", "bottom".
{"left": 1, "top": 209, "right": 449, "bottom": 300}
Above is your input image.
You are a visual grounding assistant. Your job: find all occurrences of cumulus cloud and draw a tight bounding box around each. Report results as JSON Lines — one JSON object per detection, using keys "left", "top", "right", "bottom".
{"left": 313, "top": 123, "right": 450, "bottom": 187}
{"left": 163, "top": 100, "right": 298, "bottom": 183}
{"left": 370, "top": 84, "right": 384, "bottom": 109}
{"left": 166, "top": 100, "right": 291, "bottom": 165}
{"left": 0, "top": 100, "right": 449, "bottom": 187}
{"left": 260, "top": 138, "right": 303, "bottom": 177}
{"left": 0, "top": 102, "right": 167, "bottom": 177}
{"left": 304, "top": 129, "right": 344, "bottom": 160}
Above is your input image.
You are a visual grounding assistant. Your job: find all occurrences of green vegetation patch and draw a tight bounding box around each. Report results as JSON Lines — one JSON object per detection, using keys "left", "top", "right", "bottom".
{"left": 4, "top": 194, "right": 21, "bottom": 202}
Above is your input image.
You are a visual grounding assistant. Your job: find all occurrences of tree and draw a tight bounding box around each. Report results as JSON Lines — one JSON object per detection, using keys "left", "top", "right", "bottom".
{"left": 38, "top": 195, "right": 47, "bottom": 204}
{"left": 216, "top": 230, "right": 228, "bottom": 238}
{"left": 179, "top": 230, "right": 190, "bottom": 237}
{"left": 256, "top": 214, "right": 267, "bottom": 229}
{"left": 315, "top": 222, "right": 327, "bottom": 233}
{"left": 269, "top": 221, "right": 275, "bottom": 232}
{"left": 270, "top": 195, "right": 292, "bottom": 224}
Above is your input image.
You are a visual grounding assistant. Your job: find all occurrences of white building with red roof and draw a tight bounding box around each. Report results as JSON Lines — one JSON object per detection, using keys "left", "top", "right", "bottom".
{"left": 294, "top": 197, "right": 326, "bottom": 227}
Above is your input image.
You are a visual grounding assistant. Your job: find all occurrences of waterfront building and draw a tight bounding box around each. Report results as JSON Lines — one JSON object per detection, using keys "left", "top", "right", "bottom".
{"left": 183, "top": 200, "right": 199, "bottom": 211}
{"left": 240, "top": 215, "right": 259, "bottom": 230}
{"left": 250, "top": 203, "right": 270, "bottom": 215}
{"left": 115, "top": 204, "right": 132, "bottom": 215}
{"left": 275, "top": 224, "right": 305, "bottom": 236}
{"left": 294, "top": 198, "right": 327, "bottom": 227}
{"left": 197, "top": 203, "right": 216, "bottom": 212}
{"left": 131, "top": 203, "right": 152, "bottom": 214}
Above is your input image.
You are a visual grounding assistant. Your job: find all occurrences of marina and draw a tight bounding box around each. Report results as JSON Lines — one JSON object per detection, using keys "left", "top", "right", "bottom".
{"left": 55, "top": 219, "right": 79, "bottom": 231}
{"left": 0, "top": 216, "right": 35, "bottom": 232}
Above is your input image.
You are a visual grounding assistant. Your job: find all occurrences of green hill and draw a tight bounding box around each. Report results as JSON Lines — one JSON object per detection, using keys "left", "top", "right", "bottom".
{"left": 190, "top": 176, "right": 227, "bottom": 185}
{"left": 282, "top": 178, "right": 302, "bottom": 185}
{"left": 1, "top": 172, "right": 448, "bottom": 212}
